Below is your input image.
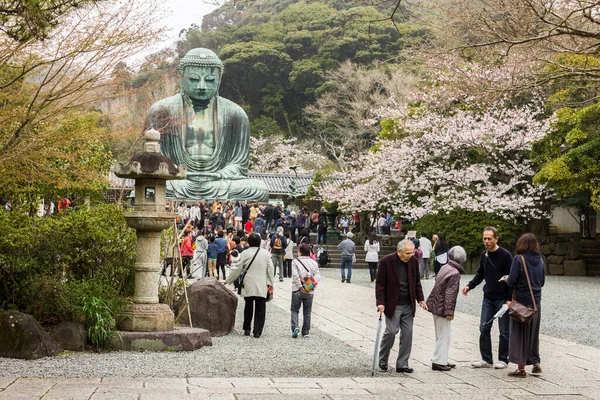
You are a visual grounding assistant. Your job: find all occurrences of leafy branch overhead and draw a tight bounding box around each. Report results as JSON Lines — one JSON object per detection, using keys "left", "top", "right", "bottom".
{"left": 0, "top": 0, "right": 166, "bottom": 204}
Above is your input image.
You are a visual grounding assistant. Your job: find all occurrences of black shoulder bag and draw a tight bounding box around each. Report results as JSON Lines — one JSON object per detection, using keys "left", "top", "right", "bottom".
{"left": 235, "top": 248, "right": 260, "bottom": 295}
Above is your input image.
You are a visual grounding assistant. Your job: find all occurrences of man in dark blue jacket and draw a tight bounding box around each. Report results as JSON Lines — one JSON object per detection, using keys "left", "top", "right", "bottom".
{"left": 462, "top": 226, "right": 513, "bottom": 369}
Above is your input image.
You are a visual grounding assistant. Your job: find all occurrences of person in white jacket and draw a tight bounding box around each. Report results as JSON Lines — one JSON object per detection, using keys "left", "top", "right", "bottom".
{"left": 290, "top": 243, "right": 320, "bottom": 338}
{"left": 364, "top": 233, "right": 380, "bottom": 282}
{"left": 419, "top": 232, "right": 433, "bottom": 279}
{"left": 284, "top": 231, "right": 294, "bottom": 278}
{"left": 222, "top": 233, "right": 274, "bottom": 338}
{"left": 192, "top": 230, "right": 208, "bottom": 278}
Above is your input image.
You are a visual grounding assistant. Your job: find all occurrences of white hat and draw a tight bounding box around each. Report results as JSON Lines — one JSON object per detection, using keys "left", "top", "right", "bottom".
{"left": 346, "top": 232, "right": 354, "bottom": 238}
{"left": 277, "top": 226, "right": 284, "bottom": 234}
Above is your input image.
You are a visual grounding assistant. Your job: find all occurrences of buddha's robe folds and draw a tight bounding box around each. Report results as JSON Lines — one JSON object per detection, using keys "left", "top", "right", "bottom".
{"left": 145, "top": 94, "right": 268, "bottom": 201}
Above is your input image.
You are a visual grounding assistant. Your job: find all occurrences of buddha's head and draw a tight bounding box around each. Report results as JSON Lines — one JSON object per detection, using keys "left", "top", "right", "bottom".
{"left": 179, "top": 48, "right": 224, "bottom": 107}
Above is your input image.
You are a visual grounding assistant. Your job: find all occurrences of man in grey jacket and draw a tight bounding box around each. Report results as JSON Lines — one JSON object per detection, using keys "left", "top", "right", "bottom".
{"left": 337, "top": 231, "right": 356, "bottom": 283}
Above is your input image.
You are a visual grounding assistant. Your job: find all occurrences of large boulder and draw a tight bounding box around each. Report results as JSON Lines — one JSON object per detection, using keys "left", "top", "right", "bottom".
{"left": 547, "top": 255, "right": 564, "bottom": 265}
{"left": 567, "top": 240, "right": 582, "bottom": 260}
{"left": 548, "top": 264, "right": 564, "bottom": 275}
{"left": 51, "top": 322, "right": 87, "bottom": 351}
{"left": 0, "top": 311, "right": 62, "bottom": 359}
{"left": 554, "top": 241, "right": 569, "bottom": 256}
{"left": 175, "top": 278, "right": 238, "bottom": 336}
{"left": 563, "top": 260, "right": 586, "bottom": 276}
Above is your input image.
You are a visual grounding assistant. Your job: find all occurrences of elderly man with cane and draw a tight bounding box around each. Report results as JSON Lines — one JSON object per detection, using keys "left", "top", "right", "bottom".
{"left": 376, "top": 239, "right": 428, "bottom": 373}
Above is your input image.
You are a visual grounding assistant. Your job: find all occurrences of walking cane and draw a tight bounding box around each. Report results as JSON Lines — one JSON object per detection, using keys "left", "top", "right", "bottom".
{"left": 371, "top": 311, "right": 383, "bottom": 376}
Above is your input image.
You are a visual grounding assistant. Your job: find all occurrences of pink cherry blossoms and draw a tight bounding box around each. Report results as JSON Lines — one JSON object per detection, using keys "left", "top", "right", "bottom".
{"left": 319, "top": 102, "right": 553, "bottom": 220}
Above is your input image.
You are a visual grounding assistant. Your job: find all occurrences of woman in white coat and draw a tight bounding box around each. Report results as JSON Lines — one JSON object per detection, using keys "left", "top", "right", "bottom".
{"left": 364, "top": 233, "right": 380, "bottom": 282}
{"left": 222, "top": 233, "right": 274, "bottom": 338}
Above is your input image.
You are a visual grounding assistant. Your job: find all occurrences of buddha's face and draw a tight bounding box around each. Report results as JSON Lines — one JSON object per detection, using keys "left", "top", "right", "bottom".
{"left": 182, "top": 66, "right": 220, "bottom": 103}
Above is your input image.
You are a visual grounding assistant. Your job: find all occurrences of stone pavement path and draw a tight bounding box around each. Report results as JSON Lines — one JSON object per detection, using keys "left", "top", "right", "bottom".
{"left": 1, "top": 275, "right": 599, "bottom": 399}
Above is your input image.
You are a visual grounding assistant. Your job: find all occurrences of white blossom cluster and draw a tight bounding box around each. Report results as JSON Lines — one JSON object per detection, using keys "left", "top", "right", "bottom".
{"left": 249, "top": 136, "right": 329, "bottom": 174}
{"left": 319, "top": 102, "right": 553, "bottom": 220}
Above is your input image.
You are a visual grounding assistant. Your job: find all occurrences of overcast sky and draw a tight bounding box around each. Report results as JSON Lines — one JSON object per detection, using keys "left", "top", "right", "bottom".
{"left": 162, "top": 0, "right": 219, "bottom": 43}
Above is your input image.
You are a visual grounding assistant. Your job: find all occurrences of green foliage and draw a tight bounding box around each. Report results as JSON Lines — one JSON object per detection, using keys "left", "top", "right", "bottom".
{"left": 250, "top": 116, "right": 285, "bottom": 137}
{"left": 533, "top": 102, "right": 600, "bottom": 211}
{"left": 82, "top": 296, "right": 123, "bottom": 349}
{"left": 168, "top": 0, "right": 432, "bottom": 136}
{"left": 0, "top": 204, "right": 136, "bottom": 324}
{"left": 0, "top": 0, "right": 101, "bottom": 42}
{"left": 413, "top": 209, "right": 520, "bottom": 255}
{"left": 1, "top": 108, "right": 115, "bottom": 212}
{"left": 305, "top": 170, "right": 328, "bottom": 199}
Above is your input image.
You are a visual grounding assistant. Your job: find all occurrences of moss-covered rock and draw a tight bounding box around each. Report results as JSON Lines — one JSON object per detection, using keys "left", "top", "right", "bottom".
{"left": 0, "top": 311, "right": 62, "bottom": 359}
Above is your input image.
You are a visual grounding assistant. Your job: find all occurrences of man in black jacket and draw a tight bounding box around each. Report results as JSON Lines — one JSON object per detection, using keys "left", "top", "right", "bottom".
{"left": 241, "top": 200, "right": 250, "bottom": 227}
{"left": 462, "top": 226, "right": 513, "bottom": 369}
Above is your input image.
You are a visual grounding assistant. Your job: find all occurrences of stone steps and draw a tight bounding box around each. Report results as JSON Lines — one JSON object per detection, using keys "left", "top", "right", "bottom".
{"left": 581, "top": 239, "right": 600, "bottom": 276}
{"left": 313, "top": 245, "right": 397, "bottom": 269}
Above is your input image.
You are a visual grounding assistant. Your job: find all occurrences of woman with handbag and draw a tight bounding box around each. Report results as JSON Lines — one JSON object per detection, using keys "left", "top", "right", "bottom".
{"left": 504, "top": 233, "right": 545, "bottom": 378}
{"left": 221, "top": 233, "right": 274, "bottom": 338}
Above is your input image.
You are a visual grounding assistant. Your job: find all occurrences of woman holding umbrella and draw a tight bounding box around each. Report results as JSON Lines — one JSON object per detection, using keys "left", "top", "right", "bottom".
{"left": 425, "top": 246, "right": 466, "bottom": 371}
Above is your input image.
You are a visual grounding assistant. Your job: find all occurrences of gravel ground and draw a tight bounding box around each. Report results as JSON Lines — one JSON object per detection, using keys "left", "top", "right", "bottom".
{"left": 3, "top": 269, "right": 598, "bottom": 378}
{"left": 320, "top": 267, "right": 600, "bottom": 349}
{"left": 0, "top": 292, "right": 371, "bottom": 378}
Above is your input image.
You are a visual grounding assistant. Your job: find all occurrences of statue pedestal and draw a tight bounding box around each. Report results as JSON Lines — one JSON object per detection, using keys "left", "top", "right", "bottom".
{"left": 326, "top": 212, "right": 341, "bottom": 242}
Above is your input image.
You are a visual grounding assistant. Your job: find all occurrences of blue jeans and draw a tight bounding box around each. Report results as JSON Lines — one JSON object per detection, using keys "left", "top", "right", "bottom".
{"left": 340, "top": 255, "right": 353, "bottom": 282}
{"left": 317, "top": 231, "right": 326, "bottom": 244}
{"left": 291, "top": 290, "right": 314, "bottom": 336}
{"left": 479, "top": 297, "right": 510, "bottom": 364}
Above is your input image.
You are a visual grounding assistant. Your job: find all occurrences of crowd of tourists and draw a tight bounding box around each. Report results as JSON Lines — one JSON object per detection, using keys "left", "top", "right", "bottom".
{"left": 165, "top": 202, "right": 544, "bottom": 378}
{"left": 163, "top": 199, "right": 328, "bottom": 339}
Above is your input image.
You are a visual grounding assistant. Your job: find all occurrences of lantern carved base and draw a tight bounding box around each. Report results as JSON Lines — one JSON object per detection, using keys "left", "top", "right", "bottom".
{"left": 118, "top": 303, "right": 174, "bottom": 332}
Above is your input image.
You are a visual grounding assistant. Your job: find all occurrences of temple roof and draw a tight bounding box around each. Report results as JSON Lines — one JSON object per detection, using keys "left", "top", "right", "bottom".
{"left": 107, "top": 171, "right": 341, "bottom": 197}
{"left": 248, "top": 173, "right": 314, "bottom": 196}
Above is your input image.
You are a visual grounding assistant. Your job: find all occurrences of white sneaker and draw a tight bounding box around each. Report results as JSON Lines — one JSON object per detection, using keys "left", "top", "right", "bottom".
{"left": 495, "top": 361, "right": 508, "bottom": 369}
{"left": 471, "top": 360, "right": 492, "bottom": 368}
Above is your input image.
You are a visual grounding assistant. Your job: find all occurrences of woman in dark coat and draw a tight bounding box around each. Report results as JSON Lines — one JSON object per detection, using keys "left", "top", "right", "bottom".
{"left": 505, "top": 233, "right": 545, "bottom": 378}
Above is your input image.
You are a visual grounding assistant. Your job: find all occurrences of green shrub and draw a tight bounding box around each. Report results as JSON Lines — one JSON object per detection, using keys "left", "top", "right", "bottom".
{"left": 413, "top": 209, "right": 520, "bottom": 255}
{"left": 0, "top": 204, "right": 136, "bottom": 324}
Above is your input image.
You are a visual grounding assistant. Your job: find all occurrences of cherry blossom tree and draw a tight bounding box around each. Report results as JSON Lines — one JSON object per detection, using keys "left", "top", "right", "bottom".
{"left": 249, "top": 135, "right": 330, "bottom": 174}
{"left": 319, "top": 100, "right": 553, "bottom": 220}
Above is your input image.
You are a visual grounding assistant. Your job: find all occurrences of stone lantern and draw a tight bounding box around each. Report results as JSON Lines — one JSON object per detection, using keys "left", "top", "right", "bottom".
{"left": 112, "top": 130, "right": 211, "bottom": 350}
{"left": 113, "top": 129, "right": 186, "bottom": 332}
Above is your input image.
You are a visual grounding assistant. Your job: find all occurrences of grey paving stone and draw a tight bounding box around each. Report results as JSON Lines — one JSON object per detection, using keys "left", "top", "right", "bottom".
{"left": 39, "top": 386, "right": 95, "bottom": 400}
{"left": 98, "top": 378, "right": 143, "bottom": 388}
{"left": 0, "top": 394, "right": 41, "bottom": 400}
{"left": 235, "top": 395, "right": 324, "bottom": 400}
{"left": 0, "top": 379, "right": 16, "bottom": 390}
{"left": 278, "top": 387, "right": 371, "bottom": 395}
{"left": 186, "top": 378, "right": 234, "bottom": 388}
{"left": 189, "top": 386, "right": 280, "bottom": 395}
{"left": 0, "top": 381, "right": 54, "bottom": 397}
